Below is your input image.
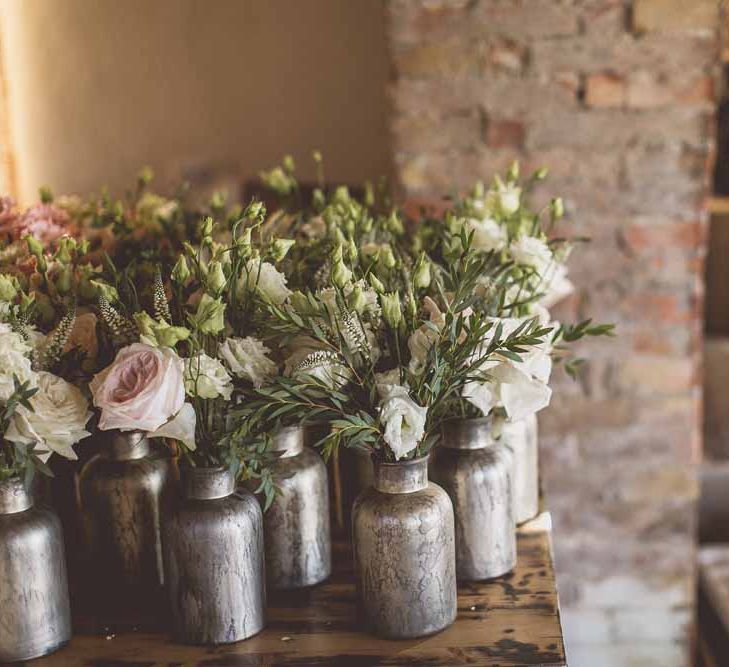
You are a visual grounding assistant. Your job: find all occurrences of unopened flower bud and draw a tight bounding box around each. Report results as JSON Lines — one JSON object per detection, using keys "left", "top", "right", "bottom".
{"left": 348, "top": 285, "right": 366, "bottom": 314}
{"left": 368, "top": 273, "right": 385, "bottom": 294}
{"left": 271, "top": 238, "right": 295, "bottom": 262}
{"left": 387, "top": 211, "right": 404, "bottom": 236}
{"left": 0, "top": 274, "right": 18, "bottom": 302}
{"left": 380, "top": 244, "right": 396, "bottom": 269}
{"left": 207, "top": 261, "right": 227, "bottom": 292}
{"left": 550, "top": 197, "right": 564, "bottom": 220}
{"left": 55, "top": 266, "right": 73, "bottom": 295}
{"left": 172, "top": 255, "right": 190, "bottom": 284}
{"left": 25, "top": 236, "right": 44, "bottom": 260}
{"left": 534, "top": 167, "right": 549, "bottom": 180}
{"left": 380, "top": 292, "right": 402, "bottom": 330}
{"left": 413, "top": 253, "right": 431, "bottom": 289}
{"left": 507, "top": 161, "right": 520, "bottom": 182}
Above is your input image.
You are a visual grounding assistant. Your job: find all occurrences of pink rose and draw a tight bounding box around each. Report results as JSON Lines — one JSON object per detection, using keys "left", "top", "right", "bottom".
{"left": 14, "top": 203, "right": 77, "bottom": 246}
{"left": 90, "top": 343, "right": 185, "bottom": 432}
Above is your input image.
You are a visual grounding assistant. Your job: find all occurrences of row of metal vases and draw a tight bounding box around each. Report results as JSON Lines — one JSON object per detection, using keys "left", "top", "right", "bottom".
{"left": 0, "top": 415, "right": 539, "bottom": 662}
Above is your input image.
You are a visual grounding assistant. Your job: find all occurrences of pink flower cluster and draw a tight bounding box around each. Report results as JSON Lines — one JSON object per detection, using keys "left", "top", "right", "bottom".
{"left": 0, "top": 197, "right": 77, "bottom": 246}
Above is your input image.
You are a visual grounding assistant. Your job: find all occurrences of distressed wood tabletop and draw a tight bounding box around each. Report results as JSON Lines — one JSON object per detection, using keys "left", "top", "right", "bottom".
{"left": 34, "top": 513, "right": 566, "bottom": 667}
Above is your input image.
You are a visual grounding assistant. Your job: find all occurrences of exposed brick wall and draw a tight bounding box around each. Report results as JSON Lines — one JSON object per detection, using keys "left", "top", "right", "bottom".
{"left": 385, "top": 1, "right": 719, "bottom": 663}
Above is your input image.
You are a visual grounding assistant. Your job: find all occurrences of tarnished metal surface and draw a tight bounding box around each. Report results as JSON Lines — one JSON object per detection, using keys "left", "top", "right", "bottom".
{"left": 501, "top": 415, "right": 539, "bottom": 525}
{"left": 432, "top": 418, "right": 516, "bottom": 581}
{"left": 162, "top": 466, "right": 266, "bottom": 645}
{"left": 352, "top": 456, "right": 457, "bottom": 639}
{"left": 260, "top": 426, "right": 331, "bottom": 589}
{"left": 77, "top": 430, "right": 178, "bottom": 620}
{"left": 0, "top": 478, "right": 71, "bottom": 662}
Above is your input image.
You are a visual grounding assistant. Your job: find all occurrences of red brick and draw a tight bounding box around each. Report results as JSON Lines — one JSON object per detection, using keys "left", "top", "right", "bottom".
{"left": 627, "top": 71, "right": 714, "bottom": 109}
{"left": 484, "top": 117, "right": 525, "bottom": 148}
{"left": 585, "top": 72, "right": 626, "bottom": 108}
{"left": 621, "top": 221, "right": 706, "bottom": 252}
{"left": 633, "top": 0, "right": 718, "bottom": 34}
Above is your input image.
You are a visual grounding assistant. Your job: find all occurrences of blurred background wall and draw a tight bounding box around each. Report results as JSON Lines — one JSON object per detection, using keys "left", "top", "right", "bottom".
{"left": 0, "top": 0, "right": 391, "bottom": 203}
{"left": 0, "top": 1, "right": 723, "bottom": 665}
{"left": 386, "top": 1, "right": 717, "bottom": 665}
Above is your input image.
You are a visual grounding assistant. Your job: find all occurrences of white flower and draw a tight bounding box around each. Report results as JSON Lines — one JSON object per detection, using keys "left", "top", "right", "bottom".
{"left": 489, "top": 364, "right": 552, "bottom": 422}
{"left": 466, "top": 216, "right": 507, "bottom": 252}
{"left": 540, "top": 263, "right": 574, "bottom": 309}
{"left": 184, "top": 352, "right": 233, "bottom": 400}
{"left": 6, "top": 371, "right": 91, "bottom": 462}
{"left": 462, "top": 379, "right": 498, "bottom": 417}
{"left": 243, "top": 259, "right": 291, "bottom": 305}
{"left": 0, "top": 325, "right": 35, "bottom": 401}
{"left": 284, "top": 338, "right": 352, "bottom": 390}
{"left": 488, "top": 179, "right": 521, "bottom": 215}
{"left": 510, "top": 235, "right": 553, "bottom": 275}
{"left": 219, "top": 337, "right": 277, "bottom": 388}
{"left": 379, "top": 386, "right": 428, "bottom": 460}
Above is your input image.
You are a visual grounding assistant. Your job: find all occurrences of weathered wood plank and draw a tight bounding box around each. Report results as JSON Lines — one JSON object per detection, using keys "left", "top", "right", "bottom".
{"left": 34, "top": 514, "right": 566, "bottom": 667}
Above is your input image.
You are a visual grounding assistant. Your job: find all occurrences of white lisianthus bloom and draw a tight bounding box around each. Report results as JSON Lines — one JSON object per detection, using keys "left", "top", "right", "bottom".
{"left": 184, "top": 352, "right": 233, "bottom": 400}
{"left": 379, "top": 386, "right": 428, "bottom": 460}
{"left": 510, "top": 235, "right": 554, "bottom": 276}
{"left": 219, "top": 337, "right": 277, "bottom": 388}
{"left": 6, "top": 371, "right": 91, "bottom": 462}
{"left": 489, "top": 364, "right": 552, "bottom": 422}
{"left": 487, "top": 179, "right": 521, "bottom": 215}
{"left": 243, "top": 259, "right": 291, "bottom": 305}
{"left": 0, "top": 324, "right": 35, "bottom": 400}
{"left": 292, "top": 350, "right": 352, "bottom": 390}
{"left": 466, "top": 216, "right": 507, "bottom": 252}
{"left": 462, "top": 379, "right": 498, "bottom": 417}
{"left": 540, "top": 262, "right": 575, "bottom": 309}
{"left": 374, "top": 368, "right": 404, "bottom": 399}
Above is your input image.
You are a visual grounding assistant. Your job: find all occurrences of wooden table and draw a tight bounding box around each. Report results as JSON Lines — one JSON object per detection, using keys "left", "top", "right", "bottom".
{"left": 35, "top": 513, "right": 566, "bottom": 667}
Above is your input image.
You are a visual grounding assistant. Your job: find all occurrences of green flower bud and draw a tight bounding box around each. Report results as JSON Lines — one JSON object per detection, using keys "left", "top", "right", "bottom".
{"left": 387, "top": 211, "right": 404, "bottom": 236}
{"left": 312, "top": 150, "right": 322, "bottom": 164}
{"left": 207, "top": 261, "right": 227, "bottom": 293}
{"left": 244, "top": 200, "right": 266, "bottom": 222}
{"left": 283, "top": 154, "right": 295, "bottom": 173}
{"left": 290, "top": 290, "right": 313, "bottom": 315}
{"left": 413, "top": 253, "right": 431, "bottom": 289}
{"left": 312, "top": 188, "right": 326, "bottom": 211}
{"left": 332, "top": 186, "right": 350, "bottom": 205}
{"left": 360, "top": 215, "right": 373, "bottom": 233}
{"left": 0, "top": 274, "right": 18, "bottom": 302}
{"left": 200, "top": 216, "right": 214, "bottom": 240}
{"left": 534, "top": 167, "right": 549, "bottom": 180}
{"left": 210, "top": 190, "right": 227, "bottom": 211}
{"left": 368, "top": 273, "right": 385, "bottom": 294}
{"left": 271, "top": 238, "right": 296, "bottom": 262}
{"left": 90, "top": 280, "right": 119, "bottom": 303}
{"left": 191, "top": 293, "right": 226, "bottom": 335}
{"left": 348, "top": 284, "right": 366, "bottom": 314}
{"left": 332, "top": 258, "right": 352, "bottom": 289}
{"left": 137, "top": 166, "right": 154, "bottom": 187}
{"left": 347, "top": 238, "right": 358, "bottom": 262}
{"left": 550, "top": 197, "right": 564, "bottom": 220}
{"left": 25, "top": 236, "right": 44, "bottom": 260}
{"left": 507, "top": 160, "right": 520, "bottom": 182}
{"left": 39, "top": 185, "right": 54, "bottom": 204}
{"left": 380, "top": 292, "right": 402, "bottom": 330}
{"left": 364, "top": 182, "right": 375, "bottom": 208}
{"left": 172, "top": 255, "right": 191, "bottom": 284}
{"left": 380, "top": 244, "right": 396, "bottom": 269}
{"left": 55, "top": 266, "right": 73, "bottom": 295}
{"left": 472, "top": 181, "right": 485, "bottom": 200}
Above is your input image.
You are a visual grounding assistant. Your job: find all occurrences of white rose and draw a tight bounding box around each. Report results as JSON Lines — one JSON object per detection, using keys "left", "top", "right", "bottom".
{"left": 0, "top": 325, "right": 35, "bottom": 400}
{"left": 6, "top": 371, "right": 91, "bottom": 462}
{"left": 184, "top": 352, "right": 233, "bottom": 400}
{"left": 243, "top": 259, "right": 291, "bottom": 305}
{"left": 379, "top": 386, "right": 428, "bottom": 460}
{"left": 510, "top": 236, "right": 553, "bottom": 275}
{"left": 466, "top": 216, "right": 507, "bottom": 252}
{"left": 219, "top": 337, "right": 277, "bottom": 388}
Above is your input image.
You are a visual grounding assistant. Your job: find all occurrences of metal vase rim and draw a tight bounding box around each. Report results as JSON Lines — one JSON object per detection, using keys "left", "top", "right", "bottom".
{"left": 372, "top": 455, "right": 429, "bottom": 494}
{"left": 441, "top": 417, "right": 496, "bottom": 450}
{"left": 270, "top": 425, "right": 305, "bottom": 458}
{"left": 102, "top": 429, "right": 151, "bottom": 461}
{"left": 181, "top": 466, "right": 235, "bottom": 500}
{"left": 0, "top": 476, "right": 33, "bottom": 514}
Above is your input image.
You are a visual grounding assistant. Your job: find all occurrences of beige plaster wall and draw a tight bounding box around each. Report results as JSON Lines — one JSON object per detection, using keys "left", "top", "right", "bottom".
{"left": 0, "top": 0, "right": 391, "bottom": 203}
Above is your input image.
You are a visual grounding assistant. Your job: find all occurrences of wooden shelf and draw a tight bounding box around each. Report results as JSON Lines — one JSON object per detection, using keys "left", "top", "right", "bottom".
{"left": 34, "top": 513, "right": 565, "bottom": 667}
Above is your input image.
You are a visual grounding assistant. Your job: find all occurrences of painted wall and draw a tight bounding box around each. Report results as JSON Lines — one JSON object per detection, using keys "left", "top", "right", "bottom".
{"left": 0, "top": 0, "right": 391, "bottom": 203}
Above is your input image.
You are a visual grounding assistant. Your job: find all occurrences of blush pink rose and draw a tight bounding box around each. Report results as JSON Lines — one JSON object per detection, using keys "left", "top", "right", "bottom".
{"left": 13, "top": 202, "right": 77, "bottom": 246}
{"left": 90, "top": 342, "right": 185, "bottom": 432}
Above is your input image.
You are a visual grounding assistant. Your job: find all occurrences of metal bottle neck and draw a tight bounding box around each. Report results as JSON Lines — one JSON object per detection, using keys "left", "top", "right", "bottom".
{"left": 441, "top": 417, "right": 495, "bottom": 450}
{"left": 102, "top": 430, "right": 151, "bottom": 461}
{"left": 373, "top": 456, "right": 429, "bottom": 494}
{"left": 270, "top": 426, "right": 304, "bottom": 459}
{"left": 183, "top": 466, "right": 235, "bottom": 500}
{"left": 0, "top": 476, "right": 33, "bottom": 514}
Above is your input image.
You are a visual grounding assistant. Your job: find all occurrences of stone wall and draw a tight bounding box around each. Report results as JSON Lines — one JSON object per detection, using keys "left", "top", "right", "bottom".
{"left": 385, "top": 1, "right": 719, "bottom": 664}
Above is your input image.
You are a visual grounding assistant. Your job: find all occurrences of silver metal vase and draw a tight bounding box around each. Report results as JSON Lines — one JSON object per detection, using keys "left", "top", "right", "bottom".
{"left": 500, "top": 414, "right": 539, "bottom": 524}
{"left": 352, "top": 455, "right": 457, "bottom": 639}
{"left": 162, "top": 466, "right": 266, "bottom": 645}
{"left": 262, "top": 426, "right": 331, "bottom": 589}
{"left": 77, "top": 429, "right": 178, "bottom": 622}
{"left": 431, "top": 418, "right": 516, "bottom": 581}
{"left": 0, "top": 477, "right": 71, "bottom": 662}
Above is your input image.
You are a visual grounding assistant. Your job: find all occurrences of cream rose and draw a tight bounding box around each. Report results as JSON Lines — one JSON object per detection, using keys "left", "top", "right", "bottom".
{"left": 6, "top": 371, "right": 91, "bottom": 462}
{"left": 0, "top": 324, "right": 35, "bottom": 400}
{"left": 90, "top": 342, "right": 185, "bottom": 432}
{"left": 510, "top": 236, "right": 553, "bottom": 275}
{"left": 466, "top": 216, "right": 507, "bottom": 252}
{"left": 184, "top": 352, "right": 233, "bottom": 400}
{"left": 219, "top": 337, "right": 277, "bottom": 388}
